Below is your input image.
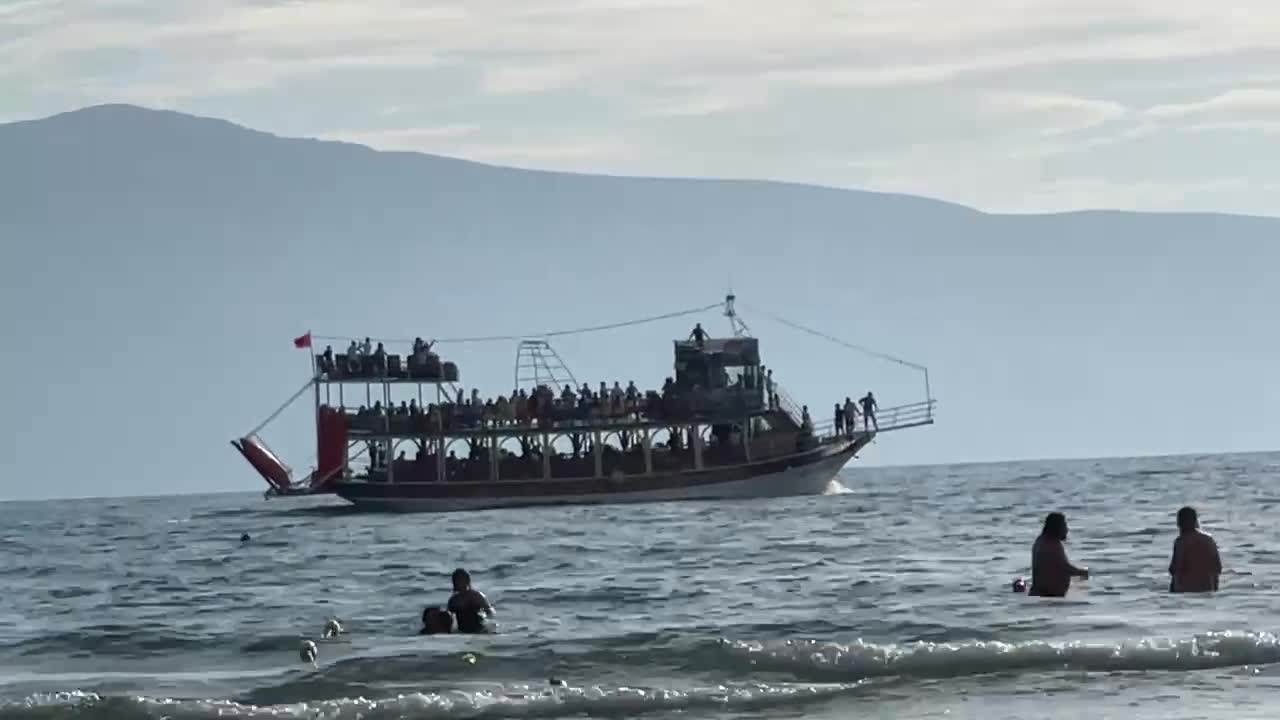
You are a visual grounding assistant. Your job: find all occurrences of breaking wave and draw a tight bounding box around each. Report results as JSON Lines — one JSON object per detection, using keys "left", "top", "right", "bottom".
{"left": 4, "top": 631, "right": 1279, "bottom": 719}
{"left": 722, "top": 630, "right": 1280, "bottom": 679}
{"left": 0, "top": 682, "right": 860, "bottom": 720}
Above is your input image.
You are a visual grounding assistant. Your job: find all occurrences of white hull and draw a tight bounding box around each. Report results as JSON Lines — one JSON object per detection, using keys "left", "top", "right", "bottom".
{"left": 342, "top": 453, "right": 852, "bottom": 512}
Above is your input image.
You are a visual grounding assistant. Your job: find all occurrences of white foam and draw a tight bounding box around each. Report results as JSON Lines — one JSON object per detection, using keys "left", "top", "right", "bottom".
{"left": 723, "top": 630, "right": 1280, "bottom": 677}
{"left": 823, "top": 479, "right": 854, "bottom": 495}
{"left": 4, "top": 682, "right": 859, "bottom": 720}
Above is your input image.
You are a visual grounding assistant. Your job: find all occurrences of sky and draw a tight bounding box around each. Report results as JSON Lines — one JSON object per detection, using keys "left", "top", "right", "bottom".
{"left": 2, "top": 1, "right": 1279, "bottom": 501}
{"left": 5, "top": 0, "right": 1280, "bottom": 216}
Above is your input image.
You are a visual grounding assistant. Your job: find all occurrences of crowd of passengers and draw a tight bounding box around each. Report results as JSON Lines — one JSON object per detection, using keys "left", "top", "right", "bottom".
{"left": 314, "top": 337, "right": 446, "bottom": 378}
{"left": 335, "top": 373, "right": 767, "bottom": 433}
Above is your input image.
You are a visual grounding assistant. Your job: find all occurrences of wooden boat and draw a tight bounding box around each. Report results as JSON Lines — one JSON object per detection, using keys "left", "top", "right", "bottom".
{"left": 232, "top": 295, "right": 935, "bottom": 512}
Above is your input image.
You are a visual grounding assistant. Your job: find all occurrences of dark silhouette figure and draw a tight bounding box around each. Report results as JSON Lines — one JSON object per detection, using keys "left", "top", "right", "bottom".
{"left": 1029, "top": 512, "right": 1089, "bottom": 597}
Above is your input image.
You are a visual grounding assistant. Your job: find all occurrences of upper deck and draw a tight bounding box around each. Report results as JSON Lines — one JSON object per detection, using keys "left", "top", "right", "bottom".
{"left": 314, "top": 344, "right": 459, "bottom": 384}
{"left": 331, "top": 331, "right": 777, "bottom": 439}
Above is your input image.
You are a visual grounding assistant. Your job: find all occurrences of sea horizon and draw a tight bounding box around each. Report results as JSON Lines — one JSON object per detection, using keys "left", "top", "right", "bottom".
{"left": 6, "top": 446, "right": 1276, "bottom": 505}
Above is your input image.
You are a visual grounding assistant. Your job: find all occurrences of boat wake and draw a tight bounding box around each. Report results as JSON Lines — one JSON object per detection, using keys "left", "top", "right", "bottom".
{"left": 823, "top": 478, "right": 854, "bottom": 494}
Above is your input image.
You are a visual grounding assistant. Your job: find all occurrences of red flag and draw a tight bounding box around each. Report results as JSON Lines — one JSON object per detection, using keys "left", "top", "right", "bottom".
{"left": 293, "top": 331, "right": 312, "bottom": 349}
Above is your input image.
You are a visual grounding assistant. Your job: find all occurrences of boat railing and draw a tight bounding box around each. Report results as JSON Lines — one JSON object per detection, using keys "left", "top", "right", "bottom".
{"left": 773, "top": 385, "right": 805, "bottom": 426}
{"left": 810, "top": 399, "right": 937, "bottom": 439}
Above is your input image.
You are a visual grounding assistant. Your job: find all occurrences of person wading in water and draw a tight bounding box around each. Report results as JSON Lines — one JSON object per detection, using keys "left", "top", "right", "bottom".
{"left": 446, "top": 568, "right": 494, "bottom": 633}
{"left": 1029, "top": 512, "right": 1089, "bottom": 597}
{"left": 1168, "top": 506, "right": 1222, "bottom": 593}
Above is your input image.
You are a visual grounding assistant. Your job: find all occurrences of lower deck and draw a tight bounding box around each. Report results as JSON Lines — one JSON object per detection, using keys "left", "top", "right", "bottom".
{"left": 334, "top": 435, "right": 865, "bottom": 511}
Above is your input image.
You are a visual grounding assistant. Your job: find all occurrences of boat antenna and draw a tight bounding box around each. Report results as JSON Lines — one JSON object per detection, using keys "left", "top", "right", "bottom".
{"left": 723, "top": 293, "right": 751, "bottom": 337}
{"left": 313, "top": 302, "right": 722, "bottom": 346}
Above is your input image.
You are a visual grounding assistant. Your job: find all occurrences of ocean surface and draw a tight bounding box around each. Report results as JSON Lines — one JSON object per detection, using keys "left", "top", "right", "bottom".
{"left": 2, "top": 452, "right": 1279, "bottom": 720}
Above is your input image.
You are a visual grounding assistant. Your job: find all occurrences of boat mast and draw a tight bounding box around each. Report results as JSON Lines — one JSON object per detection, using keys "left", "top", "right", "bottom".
{"left": 724, "top": 293, "right": 751, "bottom": 337}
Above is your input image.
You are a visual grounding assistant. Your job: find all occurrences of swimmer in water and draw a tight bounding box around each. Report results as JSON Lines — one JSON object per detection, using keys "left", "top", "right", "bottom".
{"left": 1028, "top": 512, "right": 1089, "bottom": 598}
{"left": 1168, "top": 506, "right": 1222, "bottom": 593}
{"left": 420, "top": 606, "right": 454, "bottom": 635}
{"left": 446, "top": 568, "right": 494, "bottom": 634}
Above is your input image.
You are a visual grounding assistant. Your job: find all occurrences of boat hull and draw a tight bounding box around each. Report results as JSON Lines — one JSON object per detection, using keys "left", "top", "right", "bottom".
{"left": 334, "top": 441, "right": 860, "bottom": 512}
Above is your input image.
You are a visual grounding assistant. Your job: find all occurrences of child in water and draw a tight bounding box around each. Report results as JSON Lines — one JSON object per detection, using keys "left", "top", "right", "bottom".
{"left": 420, "top": 607, "right": 454, "bottom": 635}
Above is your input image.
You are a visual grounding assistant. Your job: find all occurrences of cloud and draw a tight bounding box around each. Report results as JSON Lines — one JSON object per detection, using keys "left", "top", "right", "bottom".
{"left": 479, "top": 64, "right": 586, "bottom": 96}
{"left": 1146, "top": 88, "right": 1280, "bottom": 119}
{"left": 319, "top": 124, "right": 480, "bottom": 151}
{"left": 982, "top": 91, "right": 1130, "bottom": 135}
{"left": 5, "top": 0, "right": 1280, "bottom": 215}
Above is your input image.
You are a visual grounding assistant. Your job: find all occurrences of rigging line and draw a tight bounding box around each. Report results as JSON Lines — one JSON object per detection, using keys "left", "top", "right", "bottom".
{"left": 740, "top": 302, "right": 928, "bottom": 373}
{"left": 313, "top": 302, "right": 723, "bottom": 346}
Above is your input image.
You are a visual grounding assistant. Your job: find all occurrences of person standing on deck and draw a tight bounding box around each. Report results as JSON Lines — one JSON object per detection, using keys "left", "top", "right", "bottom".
{"left": 1169, "top": 506, "right": 1222, "bottom": 593}
{"left": 833, "top": 403, "right": 845, "bottom": 436}
{"left": 690, "top": 323, "right": 708, "bottom": 348}
{"left": 843, "top": 397, "right": 858, "bottom": 437}
{"left": 859, "top": 392, "right": 878, "bottom": 431}
{"left": 1029, "top": 512, "right": 1089, "bottom": 597}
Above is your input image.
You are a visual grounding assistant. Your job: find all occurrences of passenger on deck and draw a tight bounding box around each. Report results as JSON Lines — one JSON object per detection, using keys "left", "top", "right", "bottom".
{"left": 515, "top": 389, "right": 530, "bottom": 423}
{"left": 373, "top": 342, "right": 387, "bottom": 375}
{"left": 360, "top": 337, "right": 373, "bottom": 357}
{"left": 800, "top": 405, "right": 813, "bottom": 432}
{"left": 346, "top": 341, "right": 361, "bottom": 373}
{"left": 1029, "top": 512, "right": 1089, "bottom": 598}
{"left": 1169, "top": 506, "right": 1222, "bottom": 593}
{"left": 843, "top": 397, "right": 857, "bottom": 437}
{"left": 690, "top": 323, "right": 708, "bottom": 347}
{"left": 446, "top": 568, "right": 494, "bottom": 634}
{"left": 320, "top": 346, "right": 335, "bottom": 374}
{"left": 765, "top": 370, "right": 776, "bottom": 409}
{"left": 611, "top": 382, "right": 624, "bottom": 413}
{"left": 860, "top": 392, "right": 878, "bottom": 431}
{"left": 834, "top": 403, "right": 845, "bottom": 435}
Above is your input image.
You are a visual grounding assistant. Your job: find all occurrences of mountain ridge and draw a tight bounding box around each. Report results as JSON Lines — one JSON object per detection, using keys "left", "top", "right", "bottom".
{"left": 12, "top": 103, "right": 1280, "bottom": 222}
{"left": 0, "top": 101, "right": 1276, "bottom": 500}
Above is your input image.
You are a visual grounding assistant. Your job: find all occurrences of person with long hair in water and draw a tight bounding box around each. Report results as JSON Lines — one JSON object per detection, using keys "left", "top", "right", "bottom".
{"left": 446, "top": 568, "right": 494, "bottom": 633}
{"left": 1029, "top": 512, "right": 1089, "bottom": 597}
{"left": 1168, "top": 506, "right": 1222, "bottom": 593}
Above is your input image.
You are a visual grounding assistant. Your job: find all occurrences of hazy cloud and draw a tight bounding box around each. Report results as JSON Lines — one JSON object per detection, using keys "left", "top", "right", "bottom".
{"left": 4, "top": 0, "right": 1280, "bottom": 214}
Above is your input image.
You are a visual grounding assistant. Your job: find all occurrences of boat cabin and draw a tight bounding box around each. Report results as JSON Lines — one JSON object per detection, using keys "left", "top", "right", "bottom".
{"left": 671, "top": 336, "right": 765, "bottom": 417}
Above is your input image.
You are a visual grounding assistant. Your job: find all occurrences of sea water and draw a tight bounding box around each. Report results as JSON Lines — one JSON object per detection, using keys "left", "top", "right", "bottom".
{"left": 1, "top": 452, "right": 1278, "bottom": 719}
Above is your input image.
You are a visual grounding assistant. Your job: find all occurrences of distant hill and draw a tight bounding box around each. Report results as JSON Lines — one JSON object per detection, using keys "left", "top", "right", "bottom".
{"left": 1, "top": 104, "right": 1276, "bottom": 500}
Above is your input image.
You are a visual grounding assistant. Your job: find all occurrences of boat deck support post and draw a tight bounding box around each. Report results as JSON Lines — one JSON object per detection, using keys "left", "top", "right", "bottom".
{"left": 642, "top": 429, "right": 653, "bottom": 475}
{"left": 692, "top": 423, "right": 703, "bottom": 470}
